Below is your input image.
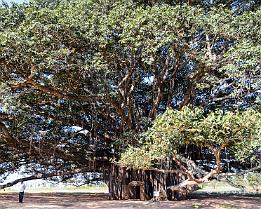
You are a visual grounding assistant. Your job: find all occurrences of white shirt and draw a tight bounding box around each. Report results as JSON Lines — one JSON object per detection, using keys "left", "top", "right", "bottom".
{"left": 19, "top": 183, "right": 26, "bottom": 192}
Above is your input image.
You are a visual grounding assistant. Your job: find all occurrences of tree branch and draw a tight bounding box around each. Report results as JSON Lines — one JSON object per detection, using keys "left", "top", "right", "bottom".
{"left": 10, "top": 79, "right": 100, "bottom": 102}
{"left": 0, "top": 167, "right": 90, "bottom": 190}
{"left": 0, "top": 122, "right": 89, "bottom": 165}
{"left": 149, "top": 56, "right": 170, "bottom": 118}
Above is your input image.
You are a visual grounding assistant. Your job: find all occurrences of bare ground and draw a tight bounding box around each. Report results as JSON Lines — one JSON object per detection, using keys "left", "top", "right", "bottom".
{"left": 0, "top": 193, "right": 260, "bottom": 209}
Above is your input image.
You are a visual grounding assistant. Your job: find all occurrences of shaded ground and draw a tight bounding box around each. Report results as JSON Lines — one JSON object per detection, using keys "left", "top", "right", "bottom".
{"left": 0, "top": 193, "right": 260, "bottom": 209}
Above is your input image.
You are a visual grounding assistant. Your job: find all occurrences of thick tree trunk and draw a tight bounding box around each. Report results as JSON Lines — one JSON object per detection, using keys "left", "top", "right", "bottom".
{"left": 106, "top": 164, "right": 184, "bottom": 200}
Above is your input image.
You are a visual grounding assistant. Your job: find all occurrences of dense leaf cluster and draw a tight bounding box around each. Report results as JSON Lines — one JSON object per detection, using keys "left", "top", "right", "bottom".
{"left": 120, "top": 107, "right": 261, "bottom": 169}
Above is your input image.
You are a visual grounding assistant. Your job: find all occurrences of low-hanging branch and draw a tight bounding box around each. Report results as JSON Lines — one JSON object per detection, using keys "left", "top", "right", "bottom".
{"left": 0, "top": 167, "right": 91, "bottom": 190}
{"left": 0, "top": 122, "right": 90, "bottom": 166}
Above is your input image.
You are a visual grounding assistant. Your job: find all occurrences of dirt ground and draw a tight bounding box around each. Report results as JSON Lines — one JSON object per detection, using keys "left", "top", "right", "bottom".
{"left": 0, "top": 193, "right": 260, "bottom": 209}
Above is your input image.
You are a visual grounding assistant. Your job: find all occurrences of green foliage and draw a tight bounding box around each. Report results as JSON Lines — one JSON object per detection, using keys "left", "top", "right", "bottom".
{"left": 120, "top": 108, "right": 261, "bottom": 169}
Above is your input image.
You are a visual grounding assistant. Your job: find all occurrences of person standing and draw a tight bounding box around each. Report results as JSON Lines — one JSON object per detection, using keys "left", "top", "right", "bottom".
{"left": 18, "top": 181, "right": 26, "bottom": 203}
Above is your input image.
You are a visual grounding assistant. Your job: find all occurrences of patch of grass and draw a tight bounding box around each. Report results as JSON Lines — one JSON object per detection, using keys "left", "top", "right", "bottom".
{"left": 191, "top": 203, "right": 202, "bottom": 208}
{"left": 219, "top": 203, "right": 242, "bottom": 209}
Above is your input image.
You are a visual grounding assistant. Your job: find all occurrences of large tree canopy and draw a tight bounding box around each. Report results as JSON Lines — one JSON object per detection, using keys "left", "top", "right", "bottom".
{"left": 0, "top": 0, "right": 260, "bottom": 192}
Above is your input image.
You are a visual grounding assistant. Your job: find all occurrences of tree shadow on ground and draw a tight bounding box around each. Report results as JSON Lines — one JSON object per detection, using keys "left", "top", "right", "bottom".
{"left": 0, "top": 193, "right": 260, "bottom": 209}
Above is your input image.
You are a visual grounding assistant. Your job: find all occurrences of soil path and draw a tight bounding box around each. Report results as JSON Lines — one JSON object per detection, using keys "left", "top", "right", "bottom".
{"left": 0, "top": 193, "right": 260, "bottom": 209}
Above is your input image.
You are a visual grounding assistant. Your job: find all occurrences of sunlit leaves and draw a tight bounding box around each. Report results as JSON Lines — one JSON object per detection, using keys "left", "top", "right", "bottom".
{"left": 221, "top": 41, "right": 261, "bottom": 75}
{"left": 120, "top": 108, "right": 261, "bottom": 169}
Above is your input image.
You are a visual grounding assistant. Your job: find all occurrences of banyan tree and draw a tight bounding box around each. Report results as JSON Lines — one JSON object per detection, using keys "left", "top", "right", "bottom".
{"left": 0, "top": 0, "right": 260, "bottom": 200}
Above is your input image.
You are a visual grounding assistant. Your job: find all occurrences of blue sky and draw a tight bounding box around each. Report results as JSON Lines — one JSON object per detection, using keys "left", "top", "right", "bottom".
{"left": 6, "top": 0, "right": 26, "bottom": 4}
